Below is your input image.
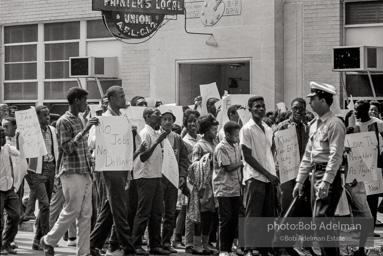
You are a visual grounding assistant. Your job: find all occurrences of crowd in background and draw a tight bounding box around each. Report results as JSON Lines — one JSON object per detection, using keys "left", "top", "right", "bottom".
{"left": 0, "top": 82, "right": 382, "bottom": 256}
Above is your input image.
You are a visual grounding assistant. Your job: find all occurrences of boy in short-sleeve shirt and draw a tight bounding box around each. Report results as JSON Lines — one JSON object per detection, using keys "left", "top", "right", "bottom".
{"left": 213, "top": 121, "right": 243, "bottom": 256}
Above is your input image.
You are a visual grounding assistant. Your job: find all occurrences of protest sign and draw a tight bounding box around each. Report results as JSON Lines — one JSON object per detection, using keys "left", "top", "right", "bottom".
{"left": 159, "top": 105, "right": 183, "bottom": 127}
{"left": 95, "top": 116, "right": 133, "bottom": 171}
{"left": 237, "top": 108, "right": 251, "bottom": 125}
{"left": 15, "top": 107, "right": 47, "bottom": 158}
{"left": 365, "top": 180, "right": 383, "bottom": 195}
{"left": 364, "top": 153, "right": 383, "bottom": 195}
{"left": 89, "top": 104, "right": 101, "bottom": 118}
{"left": 162, "top": 139, "right": 179, "bottom": 188}
{"left": 200, "top": 82, "right": 221, "bottom": 116}
{"left": 221, "top": 94, "right": 254, "bottom": 126}
{"left": 345, "top": 132, "right": 377, "bottom": 183}
{"left": 121, "top": 107, "right": 146, "bottom": 133}
{"left": 276, "top": 102, "right": 287, "bottom": 113}
{"left": 274, "top": 126, "right": 300, "bottom": 184}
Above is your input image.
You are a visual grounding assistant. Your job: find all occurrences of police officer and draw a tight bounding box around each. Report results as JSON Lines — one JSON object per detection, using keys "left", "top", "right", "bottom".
{"left": 293, "top": 82, "right": 346, "bottom": 256}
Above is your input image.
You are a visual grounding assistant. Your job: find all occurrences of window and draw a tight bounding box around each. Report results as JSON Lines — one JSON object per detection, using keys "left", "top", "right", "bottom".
{"left": 3, "top": 20, "right": 120, "bottom": 106}
{"left": 346, "top": 74, "right": 383, "bottom": 97}
{"left": 87, "top": 19, "right": 113, "bottom": 39}
{"left": 3, "top": 25, "right": 38, "bottom": 100}
{"left": 346, "top": 1, "right": 383, "bottom": 25}
{"left": 44, "top": 22, "right": 80, "bottom": 100}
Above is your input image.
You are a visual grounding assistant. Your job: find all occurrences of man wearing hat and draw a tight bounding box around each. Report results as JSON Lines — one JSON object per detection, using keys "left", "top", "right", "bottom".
{"left": 160, "top": 109, "right": 188, "bottom": 253}
{"left": 293, "top": 82, "right": 346, "bottom": 256}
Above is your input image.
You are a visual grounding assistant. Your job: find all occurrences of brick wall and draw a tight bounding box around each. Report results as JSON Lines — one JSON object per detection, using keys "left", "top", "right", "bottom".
{"left": 122, "top": 44, "right": 151, "bottom": 99}
{"left": 0, "top": 0, "right": 97, "bottom": 25}
{"left": 285, "top": 0, "right": 343, "bottom": 101}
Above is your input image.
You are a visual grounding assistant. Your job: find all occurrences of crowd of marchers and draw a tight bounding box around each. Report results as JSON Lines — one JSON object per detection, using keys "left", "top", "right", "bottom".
{"left": 0, "top": 81, "right": 382, "bottom": 256}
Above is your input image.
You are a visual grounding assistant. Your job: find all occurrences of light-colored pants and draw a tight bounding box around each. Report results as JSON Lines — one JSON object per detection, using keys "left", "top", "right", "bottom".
{"left": 45, "top": 173, "right": 92, "bottom": 256}
{"left": 49, "top": 180, "right": 76, "bottom": 238}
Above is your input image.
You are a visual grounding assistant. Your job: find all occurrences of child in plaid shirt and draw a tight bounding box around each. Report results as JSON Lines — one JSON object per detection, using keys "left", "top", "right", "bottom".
{"left": 213, "top": 121, "right": 244, "bottom": 256}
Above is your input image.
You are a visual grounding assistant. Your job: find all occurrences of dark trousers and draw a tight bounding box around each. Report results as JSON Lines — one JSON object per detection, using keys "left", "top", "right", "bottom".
{"left": 25, "top": 162, "right": 55, "bottom": 241}
{"left": 208, "top": 210, "right": 218, "bottom": 244}
{"left": 94, "top": 171, "right": 106, "bottom": 213}
{"left": 218, "top": 197, "right": 240, "bottom": 252}
{"left": 311, "top": 169, "right": 343, "bottom": 256}
{"left": 161, "top": 177, "right": 178, "bottom": 246}
{"left": 201, "top": 211, "right": 215, "bottom": 237}
{"left": 175, "top": 205, "right": 187, "bottom": 242}
{"left": 24, "top": 179, "right": 37, "bottom": 217}
{"left": 132, "top": 178, "right": 163, "bottom": 249}
{"left": 0, "top": 189, "right": 20, "bottom": 247}
{"left": 16, "top": 180, "right": 24, "bottom": 219}
{"left": 90, "top": 171, "right": 135, "bottom": 254}
{"left": 243, "top": 179, "right": 275, "bottom": 252}
{"left": 367, "top": 194, "right": 379, "bottom": 228}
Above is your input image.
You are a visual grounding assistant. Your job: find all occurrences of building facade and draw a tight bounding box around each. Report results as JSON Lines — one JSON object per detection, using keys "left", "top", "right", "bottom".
{"left": 0, "top": 0, "right": 382, "bottom": 114}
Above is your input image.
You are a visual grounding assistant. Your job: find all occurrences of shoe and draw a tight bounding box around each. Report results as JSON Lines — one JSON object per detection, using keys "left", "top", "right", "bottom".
{"left": 1, "top": 244, "right": 16, "bottom": 255}
{"left": 90, "top": 247, "right": 102, "bottom": 256}
{"left": 192, "top": 246, "right": 210, "bottom": 255}
{"left": 172, "top": 241, "right": 185, "bottom": 249}
{"left": 135, "top": 248, "right": 149, "bottom": 256}
{"left": 32, "top": 239, "right": 42, "bottom": 251}
{"left": 162, "top": 246, "right": 177, "bottom": 253}
{"left": 185, "top": 245, "right": 194, "bottom": 254}
{"left": 149, "top": 247, "right": 171, "bottom": 255}
{"left": 219, "top": 252, "right": 229, "bottom": 256}
{"left": 203, "top": 243, "right": 219, "bottom": 255}
{"left": 9, "top": 244, "right": 17, "bottom": 250}
{"left": 106, "top": 248, "right": 124, "bottom": 256}
{"left": 40, "top": 237, "right": 54, "bottom": 256}
{"left": 374, "top": 232, "right": 380, "bottom": 237}
{"left": 376, "top": 219, "right": 383, "bottom": 227}
{"left": 67, "top": 239, "right": 76, "bottom": 246}
{"left": 0, "top": 249, "right": 8, "bottom": 255}
{"left": 352, "top": 249, "right": 367, "bottom": 256}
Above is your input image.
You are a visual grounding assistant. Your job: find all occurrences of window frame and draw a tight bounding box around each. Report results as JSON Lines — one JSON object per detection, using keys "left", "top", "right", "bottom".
{"left": 3, "top": 25, "right": 39, "bottom": 102}
{"left": 2, "top": 19, "right": 118, "bottom": 105}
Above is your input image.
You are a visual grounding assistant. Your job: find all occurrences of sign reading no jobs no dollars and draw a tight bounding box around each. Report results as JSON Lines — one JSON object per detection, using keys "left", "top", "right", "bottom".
{"left": 95, "top": 116, "right": 134, "bottom": 171}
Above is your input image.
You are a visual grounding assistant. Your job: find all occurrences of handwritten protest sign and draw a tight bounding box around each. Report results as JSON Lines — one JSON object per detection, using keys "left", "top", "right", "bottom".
{"left": 220, "top": 94, "right": 254, "bottom": 126}
{"left": 121, "top": 107, "right": 146, "bottom": 133}
{"left": 274, "top": 126, "right": 300, "bottom": 184}
{"left": 162, "top": 139, "right": 179, "bottom": 188}
{"left": 159, "top": 105, "right": 183, "bottom": 127}
{"left": 364, "top": 155, "right": 383, "bottom": 195}
{"left": 200, "top": 82, "right": 221, "bottom": 116}
{"left": 365, "top": 180, "right": 383, "bottom": 195}
{"left": 95, "top": 116, "right": 133, "bottom": 171}
{"left": 344, "top": 132, "right": 377, "bottom": 183}
{"left": 15, "top": 107, "right": 47, "bottom": 158}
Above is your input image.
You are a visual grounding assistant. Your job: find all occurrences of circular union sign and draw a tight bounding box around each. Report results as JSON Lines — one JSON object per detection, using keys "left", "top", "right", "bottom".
{"left": 103, "top": 11, "right": 165, "bottom": 39}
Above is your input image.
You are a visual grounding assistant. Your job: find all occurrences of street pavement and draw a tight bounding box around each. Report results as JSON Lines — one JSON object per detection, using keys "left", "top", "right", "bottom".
{"left": 11, "top": 213, "right": 383, "bottom": 256}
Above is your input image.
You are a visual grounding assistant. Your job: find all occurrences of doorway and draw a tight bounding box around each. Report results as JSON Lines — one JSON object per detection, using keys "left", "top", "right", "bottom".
{"left": 177, "top": 59, "right": 251, "bottom": 106}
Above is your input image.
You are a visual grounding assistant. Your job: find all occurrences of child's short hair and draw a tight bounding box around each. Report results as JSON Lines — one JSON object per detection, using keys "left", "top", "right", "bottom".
{"left": 224, "top": 121, "right": 241, "bottom": 134}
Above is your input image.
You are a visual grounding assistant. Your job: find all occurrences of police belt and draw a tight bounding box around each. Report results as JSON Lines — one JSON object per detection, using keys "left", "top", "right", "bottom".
{"left": 313, "top": 163, "right": 327, "bottom": 170}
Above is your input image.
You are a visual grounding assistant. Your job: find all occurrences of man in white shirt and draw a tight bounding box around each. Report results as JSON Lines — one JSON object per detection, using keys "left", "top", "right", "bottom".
{"left": 239, "top": 96, "right": 279, "bottom": 256}
{"left": 0, "top": 127, "right": 21, "bottom": 254}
